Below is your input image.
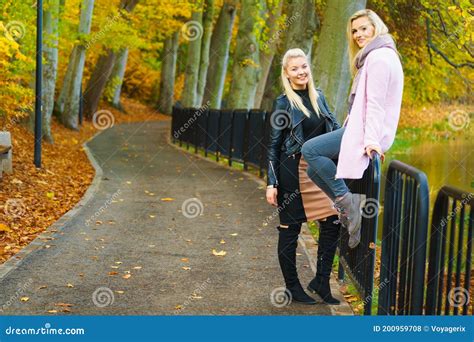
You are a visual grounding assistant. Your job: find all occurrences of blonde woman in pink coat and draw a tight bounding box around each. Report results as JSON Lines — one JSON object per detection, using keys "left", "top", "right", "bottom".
{"left": 301, "top": 9, "right": 404, "bottom": 248}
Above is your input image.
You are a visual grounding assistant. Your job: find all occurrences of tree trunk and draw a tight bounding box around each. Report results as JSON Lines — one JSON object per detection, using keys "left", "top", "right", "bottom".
{"left": 254, "top": 0, "right": 283, "bottom": 108}
{"left": 283, "top": 0, "right": 318, "bottom": 58}
{"left": 121, "top": 0, "right": 139, "bottom": 11}
{"left": 227, "top": 0, "right": 264, "bottom": 109}
{"left": 157, "top": 31, "right": 179, "bottom": 115}
{"left": 202, "top": 0, "right": 237, "bottom": 109}
{"left": 195, "top": 0, "right": 215, "bottom": 107}
{"left": 83, "top": 0, "right": 140, "bottom": 118}
{"left": 107, "top": 47, "right": 129, "bottom": 110}
{"left": 57, "top": 0, "right": 95, "bottom": 130}
{"left": 260, "top": 0, "right": 318, "bottom": 111}
{"left": 42, "top": 0, "right": 60, "bottom": 143}
{"left": 52, "top": 0, "right": 67, "bottom": 117}
{"left": 181, "top": 11, "right": 203, "bottom": 107}
{"left": 83, "top": 49, "right": 117, "bottom": 119}
{"left": 312, "top": 0, "right": 367, "bottom": 122}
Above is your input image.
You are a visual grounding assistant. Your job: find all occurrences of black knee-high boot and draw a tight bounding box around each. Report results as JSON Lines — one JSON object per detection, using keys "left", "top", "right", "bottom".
{"left": 307, "top": 215, "right": 341, "bottom": 304}
{"left": 278, "top": 223, "right": 316, "bottom": 305}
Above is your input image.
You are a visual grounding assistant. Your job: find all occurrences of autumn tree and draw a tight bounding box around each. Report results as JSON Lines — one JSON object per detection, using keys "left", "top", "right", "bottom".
{"left": 56, "top": 0, "right": 95, "bottom": 130}
{"left": 181, "top": 9, "right": 204, "bottom": 108}
{"left": 157, "top": 31, "right": 179, "bottom": 115}
{"left": 260, "top": 0, "right": 318, "bottom": 111}
{"left": 202, "top": 0, "right": 237, "bottom": 109}
{"left": 83, "top": 0, "right": 140, "bottom": 120}
{"left": 312, "top": 0, "right": 367, "bottom": 121}
{"left": 227, "top": 0, "right": 265, "bottom": 109}
{"left": 195, "top": 0, "right": 215, "bottom": 107}
{"left": 254, "top": 0, "right": 283, "bottom": 108}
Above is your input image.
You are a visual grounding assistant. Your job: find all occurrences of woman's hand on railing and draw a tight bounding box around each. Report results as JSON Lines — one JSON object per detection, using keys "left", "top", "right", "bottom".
{"left": 266, "top": 188, "right": 278, "bottom": 207}
{"left": 365, "top": 145, "right": 385, "bottom": 163}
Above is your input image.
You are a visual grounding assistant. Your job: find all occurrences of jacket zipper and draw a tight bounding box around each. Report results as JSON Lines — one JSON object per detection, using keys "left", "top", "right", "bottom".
{"left": 269, "top": 161, "right": 278, "bottom": 186}
{"left": 289, "top": 112, "right": 333, "bottom": 158}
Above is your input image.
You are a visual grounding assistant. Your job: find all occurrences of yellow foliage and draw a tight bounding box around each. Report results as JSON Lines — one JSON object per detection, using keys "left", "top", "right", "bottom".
{"left": 0, "top": 25, "right": 34, "bottom": 122}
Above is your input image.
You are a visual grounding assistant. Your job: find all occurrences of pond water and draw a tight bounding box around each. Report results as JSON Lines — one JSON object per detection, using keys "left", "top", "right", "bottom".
{"left": 376, "top": 137, "right": 473, "bottom": 240}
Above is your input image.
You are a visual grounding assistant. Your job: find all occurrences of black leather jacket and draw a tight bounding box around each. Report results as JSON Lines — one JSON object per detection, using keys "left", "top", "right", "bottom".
{"left": 267, "top": 89, "right": 340, "bottom": 187}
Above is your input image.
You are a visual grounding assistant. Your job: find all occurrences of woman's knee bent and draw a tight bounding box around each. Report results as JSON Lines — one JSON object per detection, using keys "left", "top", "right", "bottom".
{"left": 302, "top": 138, "right": 323, "bottom": 160}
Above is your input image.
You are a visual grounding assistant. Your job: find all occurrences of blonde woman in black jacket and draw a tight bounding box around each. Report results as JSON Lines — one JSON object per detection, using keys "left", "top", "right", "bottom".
{"left": 266, "top": 48, "right": 342, "bottom": 305}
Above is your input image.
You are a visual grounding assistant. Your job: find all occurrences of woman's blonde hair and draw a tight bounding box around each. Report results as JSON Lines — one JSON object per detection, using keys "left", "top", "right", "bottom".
{"left": 281, "top": 48, "right": 320, "bottom": 118}
{"left": 347, "top": 9, "right": 389, "bottom": 75}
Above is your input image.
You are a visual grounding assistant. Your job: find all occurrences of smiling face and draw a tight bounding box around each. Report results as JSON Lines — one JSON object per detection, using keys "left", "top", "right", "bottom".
{"left": 351, "top": 16, "right": 376, "bottom": 48}
{"left": 284, "top": 56, "right": 309, "bottom": 90}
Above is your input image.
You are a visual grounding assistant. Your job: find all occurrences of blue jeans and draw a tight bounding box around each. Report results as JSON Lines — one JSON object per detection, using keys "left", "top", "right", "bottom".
{"left": 301, "top": 128, "right": 349, "bottom": 201}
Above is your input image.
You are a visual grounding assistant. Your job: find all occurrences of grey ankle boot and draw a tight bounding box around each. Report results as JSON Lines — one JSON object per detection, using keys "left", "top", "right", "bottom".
{"left": 348, "top": 225, "right": 362, "bottom": 248}
{"left": 334, "top": 193, "right": 365, "bottom": 247}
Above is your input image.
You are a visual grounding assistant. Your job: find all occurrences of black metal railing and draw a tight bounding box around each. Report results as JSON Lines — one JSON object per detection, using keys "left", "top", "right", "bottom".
{"left": 337, "top": 154, "right": 382, "bottom": 315}
{"left": 172, "top": 106, "right": 269, "bottom": 175}
{"left": 377, "top": 161, "right": 430, "bottom": 315}
{"left": 425, "top": 185, "right": 473, "bottom": 315}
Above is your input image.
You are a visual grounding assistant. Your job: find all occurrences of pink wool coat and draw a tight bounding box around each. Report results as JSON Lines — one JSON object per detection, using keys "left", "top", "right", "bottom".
{"left": 336, "top": 47, "right": 404, "bottom": 179}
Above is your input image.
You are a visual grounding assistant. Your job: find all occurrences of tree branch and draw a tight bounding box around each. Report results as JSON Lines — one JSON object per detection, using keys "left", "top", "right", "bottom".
{"left": 425, "top": 17, "right": 474, "bottom": 69}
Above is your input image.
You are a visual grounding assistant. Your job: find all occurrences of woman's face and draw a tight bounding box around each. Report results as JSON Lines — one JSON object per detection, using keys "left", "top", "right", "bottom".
{"left": 285, "top": 56, "right": 309, "bottom": 90}
{"left": 351, "top": 16, "right": 375, "bottom": 48}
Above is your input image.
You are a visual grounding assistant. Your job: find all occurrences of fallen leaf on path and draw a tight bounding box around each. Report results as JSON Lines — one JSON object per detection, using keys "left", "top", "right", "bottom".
{"left": 122, "top": 274, "right": 131, "bottom": 279}
{"left": 38, "top": 285, "right": 47, "bottom": 289}
{"left": 230, "top": 233, "right": 238, "bottom": 236}
{"left": 47, "top": 310, "right": 58, "bottom": 314}
{"left": 110, "top": 266, "right": 119, "bottom": 269}
{"left": 220, "top": 239, "right": 226, "bottom": 244}
{"left": 161, "top": 198, "right": 175, "bottom": 201}
{"left": 133, "top": 266, "right": 142, "bottom": 270}
{"left": 346, "top": 296, "right": 358, "bottom": 303}
{"left": 108, "top": 271, "right": 119, "bottom": 276}
{"left": 0, "top": 224, "right": 11, "bottom": 232}
{"left": 55, "top": 303, "right": 73, "bottom": 307}
{"left": 212, "top": 249, "right": 227, "bottom": 257}
{"left": 115, "top": 261, "right": 122, "bottom": 264}
{"left": 149, "top": 215, "right": 156, "bottom": 218}
{"left": 115, "top": 290, "right": 125, "bottom": 294}
{"left": 181, "top": 258, "right": 189, "bottom": 262}
{"left": 66, "top": 283, "right": 74, "bottom": 288}
{"left": 175, "top": 305, "right": 183, "bottom": 310}
{"left": 20, "top": 297, "right": 29, "bottom": 302}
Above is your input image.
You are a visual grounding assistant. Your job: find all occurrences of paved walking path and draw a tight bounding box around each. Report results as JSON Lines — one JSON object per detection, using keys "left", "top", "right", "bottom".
{"left": 0, "top": 121, "right": 348, "bottom": 315}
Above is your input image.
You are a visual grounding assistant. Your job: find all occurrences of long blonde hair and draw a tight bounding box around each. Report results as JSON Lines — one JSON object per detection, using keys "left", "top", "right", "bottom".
{"left": 347, "top": 9, "right": 389, "bottom": 75}
{"left": 281, "top": 48, "right": 321, "bottom": 118}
